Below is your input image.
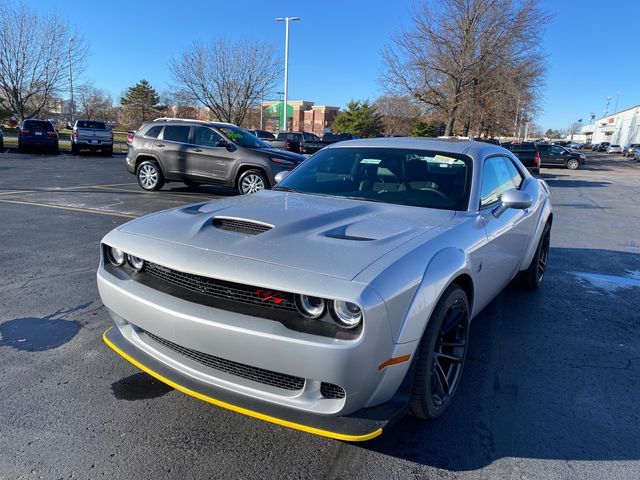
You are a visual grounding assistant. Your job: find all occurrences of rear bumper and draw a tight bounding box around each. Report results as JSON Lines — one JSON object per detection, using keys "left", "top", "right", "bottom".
{"left": 74, "top": 140, "right": 113, "bottom": 149}
{"left": 104, "top": 326, "right": 406, "bottom": 441}
{"left": 19, "top": 137, "right": 57, "bottom": 146}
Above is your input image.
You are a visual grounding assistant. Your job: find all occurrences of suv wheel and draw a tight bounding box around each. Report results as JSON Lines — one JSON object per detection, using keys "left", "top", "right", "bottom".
{"left": 238, "top": 169, "right": 268, "bottom": 194}
{"left": 137, "top": 161, "right": 165, "bottom": 191}
{"left": 566, "top": 158, "right": 580, "bottom": 170}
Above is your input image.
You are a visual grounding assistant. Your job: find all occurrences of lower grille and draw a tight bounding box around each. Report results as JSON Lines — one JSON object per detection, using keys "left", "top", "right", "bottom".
{"left": 142, "top": 329, "right": 305, "bottom": 391}
{"left": 320, "top": 382, "right": 346, "bottom": 399}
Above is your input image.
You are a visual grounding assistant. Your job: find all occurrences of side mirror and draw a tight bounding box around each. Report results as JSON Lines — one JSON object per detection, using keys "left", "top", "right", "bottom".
{"left": 274, "top": 171, "right": 290, "bottom": 183}
{"left": 492, "top": 189, "right": 532, "bottom": 218}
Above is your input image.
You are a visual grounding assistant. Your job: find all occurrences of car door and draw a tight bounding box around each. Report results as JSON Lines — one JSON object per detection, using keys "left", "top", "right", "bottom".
{"left": 549, "top": 145, "right": 566, "bottom": 166}
{"left": 187, "top": 126, "right": 236, "bottom": 181}
{"left": 474, "top": 155, "right": 536, "bottom": 310}
{"left": 537, "top": 144, "right": 552, "bottom": 165}
{"left": 155, "top": 125, "right": 191, "bottom": 177}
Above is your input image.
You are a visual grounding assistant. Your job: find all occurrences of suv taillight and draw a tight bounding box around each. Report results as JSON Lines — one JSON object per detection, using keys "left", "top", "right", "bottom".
{"left": 534, "top": 151, "right": 540, "bottom": 167}
{"left": 73, "top": 129, "right": 78, "bottom": 139}
{"left": 20, "top": 129, "right": 30, "bottom": 135}
{"left": 127, "top": 132, "right": 134, "bottom": 143}
{"left": 109, "top": 131, "right": 114, "bottom": 141}
{"left": 285, "top": 140, "right": 291, "bottom": 150}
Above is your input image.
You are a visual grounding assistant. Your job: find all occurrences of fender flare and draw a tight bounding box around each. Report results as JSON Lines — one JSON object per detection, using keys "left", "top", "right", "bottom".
{"left": 134, "top": 153, "right": 165, "bottom": 175}
{"left": 519, "top": 198, "right": 552, "bottom": 271}
{"left": 395, "top": 247, "right": 474, "bottom": 345}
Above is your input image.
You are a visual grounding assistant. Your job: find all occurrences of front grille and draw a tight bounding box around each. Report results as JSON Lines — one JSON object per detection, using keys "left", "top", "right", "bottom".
{"left": 213, "top": 217, "right": 272, "bottom": 235}
{"left": 320, "top": 382, "right": 346, "bottom": 399}
{"left": 143, "top": 329, "right": 305, "bottom": 391}
{"left": 144, "top": 262, "right": 296, "bottom": 312}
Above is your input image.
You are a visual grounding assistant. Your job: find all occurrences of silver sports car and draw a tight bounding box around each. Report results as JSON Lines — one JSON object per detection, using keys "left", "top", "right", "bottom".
{"left": 98, "top": 138, "right": 552, "bottom": 441}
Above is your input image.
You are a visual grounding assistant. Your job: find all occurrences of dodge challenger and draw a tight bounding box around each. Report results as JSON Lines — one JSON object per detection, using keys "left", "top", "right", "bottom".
{"left": 98, "top": 138, "right": 552, "bottom": 441}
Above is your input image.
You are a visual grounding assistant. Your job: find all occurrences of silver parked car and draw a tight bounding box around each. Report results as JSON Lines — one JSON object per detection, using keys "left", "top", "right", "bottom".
{"left": 607, "top": 144, "right": 622, "bottom": 154}
{"left": 99, "top": 138, "right": 552, "bottom": 441}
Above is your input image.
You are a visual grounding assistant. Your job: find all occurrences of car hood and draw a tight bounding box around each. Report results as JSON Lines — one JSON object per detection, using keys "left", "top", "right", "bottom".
{"left": 119, "top": 190, "right": 455, "bottom": 280}
{"left": 248, "top": 147, "right": 306, "bottom": 163}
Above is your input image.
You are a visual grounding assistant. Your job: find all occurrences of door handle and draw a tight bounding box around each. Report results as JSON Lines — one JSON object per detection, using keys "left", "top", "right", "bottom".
{"left": 155, "top": 143, "right": 165, "bottom": 147}
{"left": 191, "top": 148, "right": 202, "bottom": 152}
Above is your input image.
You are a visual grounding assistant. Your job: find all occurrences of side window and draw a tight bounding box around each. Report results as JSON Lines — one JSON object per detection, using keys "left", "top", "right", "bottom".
{"left": 537, "top": 144, "right": 550, "bottom": 154}
{"left": 144, "top": 126, "right": 163, "bottom": 139}
{"left": 551, "top": 146, "right": 563, "bottom": 155}
{"left": 162, "top": 125, "right": 190, "bottom": 144}
{"left": 193, "top": 126, "right": 225, "bottom": 147}
{"left": 480, "top": 157, "right": 518, "bottom": 207}
{"left": 502, "top": 157, "right": 524, "bottom": 189}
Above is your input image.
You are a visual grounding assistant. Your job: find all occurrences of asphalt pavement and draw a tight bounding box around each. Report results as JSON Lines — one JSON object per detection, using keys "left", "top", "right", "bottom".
{"left": 0, "top": 149, "right": 639, "bottom": 479}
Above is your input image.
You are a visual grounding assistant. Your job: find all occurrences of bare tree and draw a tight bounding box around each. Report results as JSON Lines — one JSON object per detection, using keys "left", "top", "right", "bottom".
{"left": 76, "top": 83, "right": 112, "bottom": 120}
{"left": 0, "top": 1, "right": 88, "bottom": 122}
{"left": 169, "top": 38, "right": 281, "bottom": 126}
{"left": 381, "top": 0, "right": 549, "bottom": 136}
{"left": 375, "top": 95, "right": 423, "bottom": 136}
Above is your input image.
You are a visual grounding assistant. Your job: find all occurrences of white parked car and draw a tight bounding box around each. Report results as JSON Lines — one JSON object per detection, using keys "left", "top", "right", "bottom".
{"left": 607, "top": 144, "right": 622, "bottom": 154}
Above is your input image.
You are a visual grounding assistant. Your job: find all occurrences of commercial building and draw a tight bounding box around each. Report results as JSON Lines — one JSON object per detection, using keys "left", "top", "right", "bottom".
{"left": 262, "top": 100, "right": 339, "bottom": 136}
{"left": 581, "top": 104, "right": 640, "bottom": 145}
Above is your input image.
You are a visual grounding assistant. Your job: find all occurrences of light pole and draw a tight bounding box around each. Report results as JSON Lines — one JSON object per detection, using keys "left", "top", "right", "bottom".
{"left": 275, "top": 17, "right": 300, "bottom": 132}
{"left": 68, "top": 37, "right": 74, "bottom": 126}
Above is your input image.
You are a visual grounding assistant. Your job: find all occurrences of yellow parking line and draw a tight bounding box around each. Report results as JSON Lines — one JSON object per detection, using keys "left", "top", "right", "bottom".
{"left": 0, "top": 199, "right": 137, "bottom": 218}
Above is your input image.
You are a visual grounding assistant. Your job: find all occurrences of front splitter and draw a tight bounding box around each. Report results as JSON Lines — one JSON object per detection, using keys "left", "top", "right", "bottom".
{"left": 104, "top": 327, "right": 408, "bottom": 442}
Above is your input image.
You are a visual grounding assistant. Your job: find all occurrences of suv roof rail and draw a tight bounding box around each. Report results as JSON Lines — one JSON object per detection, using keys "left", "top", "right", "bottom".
{"left": 152, "top": 117, "right": 212, "bottom": 125}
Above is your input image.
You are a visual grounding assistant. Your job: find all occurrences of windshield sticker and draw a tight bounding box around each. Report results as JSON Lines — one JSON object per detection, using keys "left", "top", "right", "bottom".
{"left": 225, "top": 133, "right": 243, "bottom": 140}
{"left": 433, "top": 154, "right": 457, "bottom": 164}
{"left": 361, "top": 158, "right": 382, "bottom": 164}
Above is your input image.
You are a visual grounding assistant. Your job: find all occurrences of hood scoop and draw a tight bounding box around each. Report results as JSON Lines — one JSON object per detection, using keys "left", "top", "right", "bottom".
{"left": 212, "top": 217, "right": 273, "bottom": 235}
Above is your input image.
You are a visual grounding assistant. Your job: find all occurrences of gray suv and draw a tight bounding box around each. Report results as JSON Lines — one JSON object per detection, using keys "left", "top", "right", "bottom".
{"left": 125, "top": 118, "right": 306, "bottom": 194}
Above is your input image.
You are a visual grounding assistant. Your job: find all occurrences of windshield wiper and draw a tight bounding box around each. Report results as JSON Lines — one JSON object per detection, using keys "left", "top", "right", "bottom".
{"left": 342, "top": 196, "right": 386, "bottom": 203}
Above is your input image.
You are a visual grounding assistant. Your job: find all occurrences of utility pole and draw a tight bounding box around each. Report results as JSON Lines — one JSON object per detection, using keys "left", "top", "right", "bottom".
{"left": 275, "top": 17, "right": 300, "bottom": 132}
{"left": 68, "top": 37, "right": 75, "bottom": 126}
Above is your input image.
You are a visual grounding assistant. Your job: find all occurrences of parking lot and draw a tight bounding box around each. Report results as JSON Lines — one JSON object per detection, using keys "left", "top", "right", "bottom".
{"left": 1, "top": 150, "right": 639, "bottom": 479}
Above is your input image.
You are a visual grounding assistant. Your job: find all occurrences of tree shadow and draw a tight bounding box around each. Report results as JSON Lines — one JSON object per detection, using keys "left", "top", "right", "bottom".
{"left": 362, "top": 247, "right": 640, "bottom": 471}
{"left": 0, "top": 302, "right": 91, "bottom": 352}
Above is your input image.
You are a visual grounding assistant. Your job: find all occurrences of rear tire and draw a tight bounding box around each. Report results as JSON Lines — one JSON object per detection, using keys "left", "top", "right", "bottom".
{"left": 137, "top": 160, "right": 165, "bottom": 191}
{"left": 516, "top": 222, "right": 551, "bottom": 290}
{"left": 71, "top": 144, "right": 79, "bottom": 156}
{"left": 410, "top": 284, "right": 470, "bottom": 420}
{"left": 51, "top": 144, "right": 59, "bottom": 155}
{"left": 18, "top": 144, "right": 25, "bottom": 153}
{"left": 104, "top": 148, "right": 113, "bottom": 157}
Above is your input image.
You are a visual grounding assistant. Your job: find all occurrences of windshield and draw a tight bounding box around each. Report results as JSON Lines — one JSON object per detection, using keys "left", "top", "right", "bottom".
{"left": 276, "top": 147, "right": 472, "bottom": 210}
{"left": 218, "top": 126, "right": 272, "bottom": 148}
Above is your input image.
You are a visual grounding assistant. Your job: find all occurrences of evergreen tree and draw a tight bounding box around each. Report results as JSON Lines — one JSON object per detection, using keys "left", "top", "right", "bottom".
{"left": 120, "top": 80, "right": 164, "bottom": 128}
{"left": 332, "top": 100, "right": 384, "bottom": 138}
{"left": 411, "top": 120, "right": 438, "bottom": 137}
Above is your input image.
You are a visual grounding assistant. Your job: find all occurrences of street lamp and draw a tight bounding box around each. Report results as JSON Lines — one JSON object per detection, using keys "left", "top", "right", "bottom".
{"left": 275, "top": 17, "right": 301, "bottom": 132}
{"left": 68, "top": 37, "right": 74, "bottom": 126}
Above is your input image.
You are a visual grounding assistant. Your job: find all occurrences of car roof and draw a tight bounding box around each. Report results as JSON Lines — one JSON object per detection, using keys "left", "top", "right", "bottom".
{"left": 325, "top": 137, "right": 505, "bottom": 157}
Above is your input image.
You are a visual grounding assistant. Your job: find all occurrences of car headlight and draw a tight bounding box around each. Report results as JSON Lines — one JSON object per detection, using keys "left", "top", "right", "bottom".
{"left": 107, "top": 247, "right": 125, "bottom": 266}
{"left": 270, "top": 157, "right": 296, "bottom": 166}
{"left": 126, "top": 254, "right": 145, "bottom": 272}
{"left": 295, "top": 295, "right": 326, "bottom": 318}
{"left": 331, "top": 300, "right": 363, "bottom": 329}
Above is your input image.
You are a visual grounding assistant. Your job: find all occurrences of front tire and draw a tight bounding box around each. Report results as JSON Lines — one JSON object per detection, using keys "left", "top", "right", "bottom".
{"left": 238, "top": 169, "right": 268, "bottom": 195}
{"left": 566, "top": 158, "right": 580, "bottom": 170}
{"left": 137, "top": 161, "right": 164, "bottom": 191}
{"left": 410, "top": 284, "right": 470, "bottom": 420}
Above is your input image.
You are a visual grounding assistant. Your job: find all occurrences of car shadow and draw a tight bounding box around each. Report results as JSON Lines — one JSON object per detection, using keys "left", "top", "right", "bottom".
{"left": 111, "top": 372, "right": 174, "bottom": 401}
{"left": 363, "top": 247, "right": 640, "bottom": 471}
{"left": 543, "top": 179, "right": 612, "bottom": 188}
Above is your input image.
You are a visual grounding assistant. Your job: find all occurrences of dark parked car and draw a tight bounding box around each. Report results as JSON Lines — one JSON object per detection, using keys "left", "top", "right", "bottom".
{"left": 537, "top": 144, "right": 585, "bottom": 170}
{"left": 501, "top": 141, "right": 540, "bottom": 174}
{"left": 595, "top": 142, "right": 610, "bottom": 152}
{"left": 18, "top": 119, "right": 59, "bottom": 154}
{"left": 246, "top": 130, "right": 276, "bottom": 143}
{"left": 125, "top": 118, "right": 306, "bottom": 194}
{"left": 271, "top": 131, "right": 331, "bottom": 154}
{"left": 321, "top": 132, "right": 359, "bottom": 143}
{"left": 0, "top": 128, "right": 4, "bottom": 149}
{"left": 634, "top": 149, "right": 640, "bottom": 162}
{"left": 623, "top": 143, "right": 640, "bottom": 157}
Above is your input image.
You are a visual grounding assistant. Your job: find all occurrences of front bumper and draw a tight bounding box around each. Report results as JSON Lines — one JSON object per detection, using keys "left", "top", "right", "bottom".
{"left": 103, "top": 326, "right": 409, "bottom": 441}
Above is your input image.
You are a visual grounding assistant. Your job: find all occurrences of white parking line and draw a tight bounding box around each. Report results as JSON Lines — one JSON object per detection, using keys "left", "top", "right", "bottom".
{"left": 0, "top": 199, "right": 137, "bottom": 218}
{"left": 570, "top": 271, "right": 640, "bottom": 294}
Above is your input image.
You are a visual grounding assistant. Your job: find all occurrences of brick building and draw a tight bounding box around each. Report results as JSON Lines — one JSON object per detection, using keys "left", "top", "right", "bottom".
{"left": 262, "top": 100, "right": 339, "bottom": 136}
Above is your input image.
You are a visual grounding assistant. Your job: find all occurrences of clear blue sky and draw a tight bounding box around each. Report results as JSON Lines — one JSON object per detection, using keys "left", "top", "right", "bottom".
{"left": 25, "top": 0, "right": 640, "bottom": 129}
